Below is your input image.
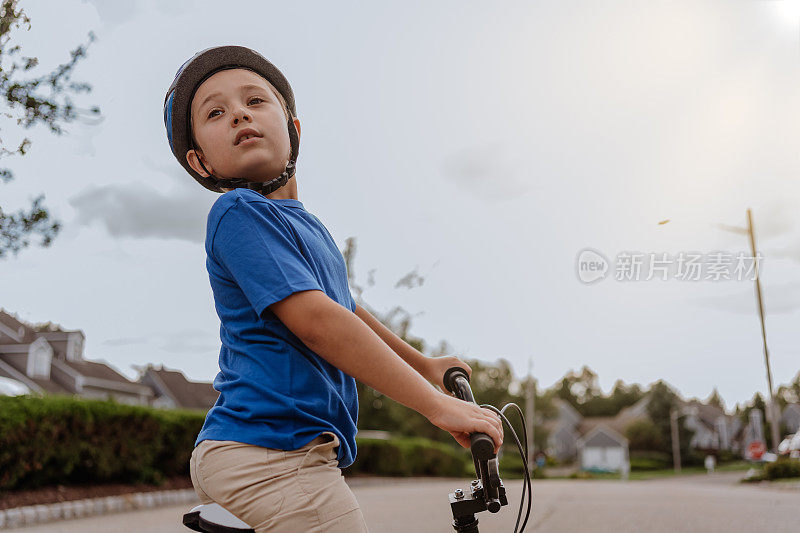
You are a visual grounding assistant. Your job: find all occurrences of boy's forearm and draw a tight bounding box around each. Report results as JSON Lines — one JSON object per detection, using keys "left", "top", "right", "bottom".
{"left": 352, "top": 303, "right": 430, "bottom": 377}
{"left": 302, "top": 302, "right": 439, "bottom": 417}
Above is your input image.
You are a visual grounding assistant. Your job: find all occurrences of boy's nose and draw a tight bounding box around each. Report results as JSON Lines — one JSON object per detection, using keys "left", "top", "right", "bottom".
{"left": 232, "top": 110, "right": 251, "bottom": 125}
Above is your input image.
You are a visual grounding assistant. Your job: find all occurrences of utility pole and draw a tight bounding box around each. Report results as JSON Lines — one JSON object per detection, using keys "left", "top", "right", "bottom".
{"left": 525, "top": 357, "right": 535, "bottom": 470}
{"left": 670, "top": 407, "right": 681, "bottom": 473}
{"left": 746, "top": 209, "right": 781, "bottom": 453}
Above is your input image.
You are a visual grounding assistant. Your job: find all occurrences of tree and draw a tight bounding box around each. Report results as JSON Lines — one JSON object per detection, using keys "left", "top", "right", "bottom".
{"left": 0, "top": 0, "right": 100, "bottom": 259}
{"left": 706, "top": 388, "right": 725, "bottom": 411}
{"left": 740, "top": 392, "right": 775, "bottom": 441}
{"left": 645, "top": 381, "right": 693, "bottom": 458}
{"left": 625, "top": 419, "right": 663, "bottom": 451}
{"left": 548, "top": 368, "right": 644, "bottom": 417}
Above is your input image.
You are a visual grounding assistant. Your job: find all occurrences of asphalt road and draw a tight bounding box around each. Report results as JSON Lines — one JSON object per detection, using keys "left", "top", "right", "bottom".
{"left": 7, "top": 472, "right": 799, "bottom": 532}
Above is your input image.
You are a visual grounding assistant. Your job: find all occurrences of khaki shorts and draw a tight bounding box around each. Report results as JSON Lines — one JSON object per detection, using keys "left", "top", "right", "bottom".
{"left": 189, "top": 431, "right": 369, "bottom": 532}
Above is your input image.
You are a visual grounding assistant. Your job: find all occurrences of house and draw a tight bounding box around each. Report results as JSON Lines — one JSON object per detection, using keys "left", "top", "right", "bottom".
{"left": 545, "top": 399, "right": 633, "bottom": 472}
{"left": 681, "top": 400, "right": 731, "bottom": 451}
{"left": 781, "top": 404, "right": 800, "bottom": 434}
{"left": 0, "top": 309, "right": 153, "bottom": 405}
{"left": 544, "top": 390, "right": 763, "bottom": 466}
{"left": 138, "top": 363, "right": 218, "bottom": 410}
{"left": 577, "top": 425, "right": 630, "bottom": 472}
{"left": 545, "top": 399, "right": 583, "bottom": 461}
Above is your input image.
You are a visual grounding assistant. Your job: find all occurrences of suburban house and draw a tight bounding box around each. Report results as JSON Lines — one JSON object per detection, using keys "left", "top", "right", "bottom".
{"left": 545, "top": 398, "right": 633, "bottom": 472}
{"left": 137, "top": 363, "right": 218, "bottom": 410}
{"left": 577, "top": 424, "right": 630, "bottom": 473}
{"left": 544, "top": 389, "right": 797, "bottom": 465}
{"left": 681, "top": 399, "right": 743, "bottom": 453}
{"left": 546, "top": 398, "right": 583, "bottom": 460}
{"left": 0, "top": 309, "right": 153, "bottom": 405}
{"left": 781, "top": 403, "right": 800, "bottom": 433}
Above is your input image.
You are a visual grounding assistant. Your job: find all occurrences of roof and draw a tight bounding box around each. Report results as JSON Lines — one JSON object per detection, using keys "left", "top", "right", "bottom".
{"left": 683, "top": 400, "right": 726, "bottom": 430}
{"left": 61, "top": 359, "right": 135, "bottom": 385}
{"left": 579, "top": 416, "right": 626, "bottom": 436}
{"left": 146, "top": 366, "right": 218, "bottom": 410}
{"left": 29, "top": 377, "right": 72, "bottom": 395}
{"left": 578, "top": 425, "right": 628, "bottom": 448}
{"left": 0, "top": 309, "right": 38, "bottom": 344}
{"left": 615, "top": 396, "right": 649, "bottom": 426}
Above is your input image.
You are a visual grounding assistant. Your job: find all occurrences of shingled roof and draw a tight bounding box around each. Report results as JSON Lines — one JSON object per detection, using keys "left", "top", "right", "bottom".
{"left": 143, "top": 365, "right": 218, "bottom": 410}
{"left": 61, "top": 359, "right": 134, "bottom": 384}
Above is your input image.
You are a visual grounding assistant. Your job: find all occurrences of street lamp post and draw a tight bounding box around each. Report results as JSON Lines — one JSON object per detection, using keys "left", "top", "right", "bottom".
{"left": 746, "top": 209, "right": 781, "bottom": 453}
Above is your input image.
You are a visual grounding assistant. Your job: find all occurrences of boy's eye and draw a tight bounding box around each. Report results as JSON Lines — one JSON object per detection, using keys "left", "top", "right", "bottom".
{"left": 207, "top": 97, "right": 262, "bottom": 119}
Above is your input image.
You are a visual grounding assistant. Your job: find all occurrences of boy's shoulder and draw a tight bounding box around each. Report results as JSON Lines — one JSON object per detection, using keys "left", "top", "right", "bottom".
{"left": 207, "top": 189, "right": 276, "bottom": 223}
{"left": 206, "top": 189, "right": 287, "bottom": 249}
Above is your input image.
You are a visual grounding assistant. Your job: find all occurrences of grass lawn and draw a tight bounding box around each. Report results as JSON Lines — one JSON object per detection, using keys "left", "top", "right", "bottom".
{"left": 543, "top": 461, "right": 753, "bottom": 481}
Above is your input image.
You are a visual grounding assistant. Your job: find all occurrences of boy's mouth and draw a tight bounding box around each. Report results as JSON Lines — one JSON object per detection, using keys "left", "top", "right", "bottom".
{"left": 234, "top": 128, "right": 262, "bottom": 146}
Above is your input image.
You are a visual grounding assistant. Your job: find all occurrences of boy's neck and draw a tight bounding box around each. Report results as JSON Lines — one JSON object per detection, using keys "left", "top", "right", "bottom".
{"left": 262, "top": 176, "right": 299, "bottom": 201}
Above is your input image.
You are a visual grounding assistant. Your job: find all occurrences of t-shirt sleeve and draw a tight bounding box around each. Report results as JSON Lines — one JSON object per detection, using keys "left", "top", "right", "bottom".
{"left": 210, "top": 199, "right": 323, "bottom": 317}
{"left": 349, "top": 291, "right": 357, "bottom": 311}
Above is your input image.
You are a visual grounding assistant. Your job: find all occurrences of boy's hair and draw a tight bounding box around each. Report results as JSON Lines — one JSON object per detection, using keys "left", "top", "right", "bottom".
{"left": 164, "top": 46, "right": 300, "bottom": 196}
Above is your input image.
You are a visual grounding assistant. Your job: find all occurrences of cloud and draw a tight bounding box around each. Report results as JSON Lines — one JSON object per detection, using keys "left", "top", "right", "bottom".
{"left": 693, "top": 281, "right": 800, "bottom": 314}
{"left": 68, "top": 182, "right": 210, "bottom": 243}
{"left": 101, "top": 336, "right": 147, "bottom": 347}
{"left": 80, "top": 0, "right": 144, "bottom": 27}
{"left": 441, "top": 141, "right": 535, "bottom": 200}
{"left": 158, "top": 329, "right": 218, "bottom": 355}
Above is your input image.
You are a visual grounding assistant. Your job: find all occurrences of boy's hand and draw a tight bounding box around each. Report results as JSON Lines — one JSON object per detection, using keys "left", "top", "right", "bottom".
{"left": 424, "top": 392, "right": 503, "bottom": 454}
{"left": 423, "top": 355, "right": 472, "bottom": 393}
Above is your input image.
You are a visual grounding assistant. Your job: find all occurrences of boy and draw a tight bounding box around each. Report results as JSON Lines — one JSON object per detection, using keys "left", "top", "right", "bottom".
{"left": 163, "top": 46, "right": 503, "bottom": 532}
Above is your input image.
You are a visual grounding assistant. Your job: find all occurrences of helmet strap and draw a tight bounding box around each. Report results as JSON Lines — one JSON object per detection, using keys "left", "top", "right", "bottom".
{"left": 195, "top": 112, "right": 300, "bottom": 196}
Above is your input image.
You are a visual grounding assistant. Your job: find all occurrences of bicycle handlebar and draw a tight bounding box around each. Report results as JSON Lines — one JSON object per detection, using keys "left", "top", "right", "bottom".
{"left": 443, "top": 367, "right": 496, "bottom": 462}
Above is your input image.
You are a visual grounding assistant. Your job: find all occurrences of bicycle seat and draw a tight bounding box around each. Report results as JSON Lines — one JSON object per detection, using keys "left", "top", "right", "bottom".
{"left": 183, "top": 503, "right": 254, "bottom": 533}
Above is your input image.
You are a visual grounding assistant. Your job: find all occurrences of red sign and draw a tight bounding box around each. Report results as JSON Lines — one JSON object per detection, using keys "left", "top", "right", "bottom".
{"left": 746, "top": 440, "right": 766, "bottom": 461}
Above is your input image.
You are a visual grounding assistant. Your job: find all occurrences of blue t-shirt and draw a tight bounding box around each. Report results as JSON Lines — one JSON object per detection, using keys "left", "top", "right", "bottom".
{"left": 195, "top": 188, "right": 359, "bottom": 469}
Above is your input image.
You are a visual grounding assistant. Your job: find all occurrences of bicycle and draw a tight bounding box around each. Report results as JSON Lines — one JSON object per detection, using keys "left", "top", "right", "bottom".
{"left": 182, "top": 366, "right": 532, "bottom": 532}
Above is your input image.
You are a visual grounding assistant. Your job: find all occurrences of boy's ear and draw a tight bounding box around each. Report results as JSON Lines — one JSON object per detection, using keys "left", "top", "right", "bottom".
{"left": 186, "top": 149, "right": 213, "bottom": 178}
{"left": 293, "top": 117, "right": 301, "bottom": 139}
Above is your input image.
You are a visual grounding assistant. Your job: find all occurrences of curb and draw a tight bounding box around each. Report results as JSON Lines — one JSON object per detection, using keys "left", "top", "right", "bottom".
{"left": 0, "top": 488, "right": 199, "bottom": 530}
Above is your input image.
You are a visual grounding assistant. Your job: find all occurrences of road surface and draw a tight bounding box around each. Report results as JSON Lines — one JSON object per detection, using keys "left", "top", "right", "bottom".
{"left": 6, "top": 472, "right": 799, "bottom": 532}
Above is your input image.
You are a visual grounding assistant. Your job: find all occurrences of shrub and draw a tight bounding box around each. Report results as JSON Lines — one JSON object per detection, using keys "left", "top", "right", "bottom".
{"left": 345, "top": 436, "right": 469, "bottom": 477}
{"left": 0, "top": 395, "right": 204, "bottom": 491}
{"left": 629, "top": 451, "right": 671, "bottom": 471}
{"left": 625, "top": 419, "right": 664, "bottom": 452}
{"left": 0, "top": 395, "right": 481, "bottom": 491}
{"left": 763, "top": 458, "right": 800, "bottom": 480}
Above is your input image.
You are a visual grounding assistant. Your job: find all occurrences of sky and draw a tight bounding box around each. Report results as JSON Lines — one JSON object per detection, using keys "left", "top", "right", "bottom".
{"left": 2, "top": 0, "right": 800, "bottom": 409}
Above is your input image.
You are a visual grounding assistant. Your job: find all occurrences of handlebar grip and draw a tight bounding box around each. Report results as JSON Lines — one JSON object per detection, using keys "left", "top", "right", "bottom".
{"left": 443, "top": 366, "right": 496, "bottom": 461}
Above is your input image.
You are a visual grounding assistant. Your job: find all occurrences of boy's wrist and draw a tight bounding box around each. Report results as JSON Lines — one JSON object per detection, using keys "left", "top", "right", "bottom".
{"left": 416, "top": 355, "right": 432, "bottom": 381}
{"left": 415, "top": 387, "right": 446, "bottom": 421}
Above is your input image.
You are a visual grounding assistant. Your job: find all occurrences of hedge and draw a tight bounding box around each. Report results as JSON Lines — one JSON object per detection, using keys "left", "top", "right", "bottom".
{"left": 0, "top": 396, "right": 477, "bottom": 491}
{"left": 629, "top": 451, "right": 672, "bottom": 471}
{"left": 0, "top": 395, "right": 204, "bottom": 491}
{"left": 342, "top": 436, "right": 470, "bottom": 477}
{"left": 763, "top": 458, "right": 800, "bottom": 480}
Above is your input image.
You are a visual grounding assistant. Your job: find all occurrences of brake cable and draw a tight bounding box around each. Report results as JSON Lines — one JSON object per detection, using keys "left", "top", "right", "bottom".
{"left": 443, "top": 367, "right": 533, "bottom": 533}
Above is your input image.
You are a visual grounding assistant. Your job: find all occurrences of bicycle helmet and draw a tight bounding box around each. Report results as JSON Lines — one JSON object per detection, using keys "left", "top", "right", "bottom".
{"left": 163, "top": 45, "right": 299, "bottom": 195}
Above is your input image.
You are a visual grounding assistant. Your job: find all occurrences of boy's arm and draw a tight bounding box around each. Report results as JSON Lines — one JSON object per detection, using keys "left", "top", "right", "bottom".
{"left": 353, "top": 303, "right": 472, "bottom": 392}
{"left": 352, "top": 303, "right": 429, "bottom": 375}
{"left": 271, "top": 290, "right": 438, "bottom": 415}
{"left": 268, "top": 289, "right": 503, "bottom": 451}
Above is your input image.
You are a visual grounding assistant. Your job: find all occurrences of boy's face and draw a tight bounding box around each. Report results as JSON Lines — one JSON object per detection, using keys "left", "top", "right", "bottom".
{"left": 186, "top": 68, "right": 300, "bottom": 183}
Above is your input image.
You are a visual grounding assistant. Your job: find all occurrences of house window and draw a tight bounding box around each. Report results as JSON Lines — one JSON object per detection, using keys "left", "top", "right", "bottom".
{"left": 68, "top": 334, "right": 84, "bottom": 361}
{"left": 28, "top": 342, "right": 52, "bottom": 379}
